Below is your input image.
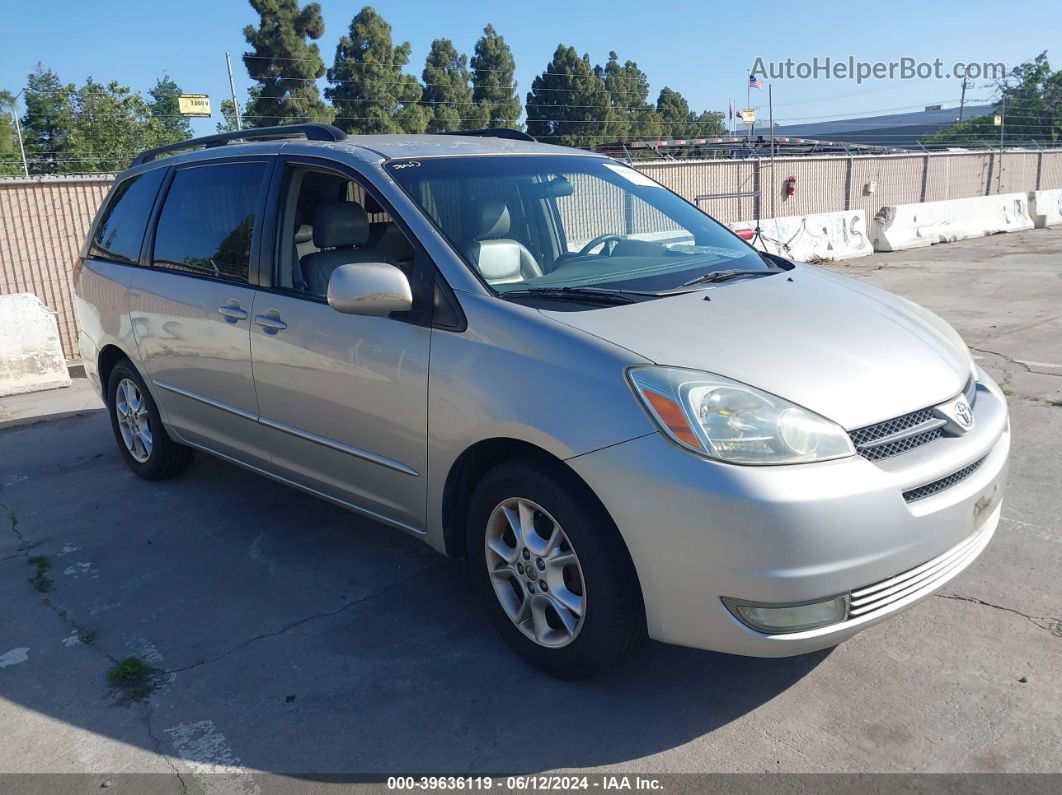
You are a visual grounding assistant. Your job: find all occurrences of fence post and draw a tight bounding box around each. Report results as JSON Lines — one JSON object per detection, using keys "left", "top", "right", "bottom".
{"left": 1035, "top": 151, "right": 1043, "bottom": 191}
{"left": 920, "top": 154, "right": 929, "bottom": 202}
{"left": 623, "top": 190, "right": 634, "bottom": 235}
{"left": 753, "top": 160, "right": 762, "bottom": 221}
{"left": 844, "top": 156, "right": 853, "bottom": 211}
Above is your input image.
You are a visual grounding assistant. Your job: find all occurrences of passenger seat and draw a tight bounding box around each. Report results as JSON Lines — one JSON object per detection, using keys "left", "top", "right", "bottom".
{"left": 464, "top": 201, "right": 542, "bottom": 285}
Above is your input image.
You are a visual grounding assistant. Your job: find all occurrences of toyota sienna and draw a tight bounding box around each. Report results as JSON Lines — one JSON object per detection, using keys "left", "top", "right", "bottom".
{"left": 73, "top": 125, "right": 1010, "bottom": 678}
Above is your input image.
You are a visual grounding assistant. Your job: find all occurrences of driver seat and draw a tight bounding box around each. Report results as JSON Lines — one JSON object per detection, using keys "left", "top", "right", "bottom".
{"left": 301, "top": 201, "right": 397, "bottom": 296}
{"left": 465, "top": 201, "right": 542, "bottom": 285}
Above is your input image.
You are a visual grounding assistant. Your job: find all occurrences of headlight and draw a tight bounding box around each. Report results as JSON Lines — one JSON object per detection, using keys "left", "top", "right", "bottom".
{"left": 627, "top": 366, "right": 855, "bottom": 464}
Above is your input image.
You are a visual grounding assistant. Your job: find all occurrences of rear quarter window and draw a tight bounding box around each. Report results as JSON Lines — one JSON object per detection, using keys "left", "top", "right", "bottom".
{"left": 90, "top": 169, "right": 166, "bottom": 264}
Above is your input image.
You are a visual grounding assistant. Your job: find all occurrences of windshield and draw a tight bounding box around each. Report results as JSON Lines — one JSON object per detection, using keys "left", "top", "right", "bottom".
{"left": 387, "top": 155, "right": 770, "bottom": 295}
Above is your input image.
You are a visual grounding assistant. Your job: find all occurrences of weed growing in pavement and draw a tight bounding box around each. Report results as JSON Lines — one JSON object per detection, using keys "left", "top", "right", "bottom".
{"left": 106, "top": 657, "right": 161, "bottom": 704}
{"left": 27, "top": 554, "right": 52, "bottom": 592}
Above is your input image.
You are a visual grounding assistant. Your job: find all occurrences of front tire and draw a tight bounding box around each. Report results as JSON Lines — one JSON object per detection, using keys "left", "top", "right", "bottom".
{"left": 106, "top": 359, "right": 194, "bottom": 480}
{"left": 467, "top": 460, "right": 644, "bottom": 679}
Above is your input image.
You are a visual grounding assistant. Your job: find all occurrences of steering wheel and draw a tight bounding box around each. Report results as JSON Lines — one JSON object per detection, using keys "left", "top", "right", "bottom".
{"left": 576, "top": 234, "right": 624, "bottom": 258}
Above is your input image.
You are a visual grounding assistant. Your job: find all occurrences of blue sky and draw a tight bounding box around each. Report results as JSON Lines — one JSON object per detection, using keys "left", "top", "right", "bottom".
{"left": 2, "top": 0, "right": 1059, "bottom": 137}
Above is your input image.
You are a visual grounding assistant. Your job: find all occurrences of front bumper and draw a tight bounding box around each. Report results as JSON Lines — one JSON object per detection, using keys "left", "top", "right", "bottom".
{"left": 568, "top": 374, "right": 1010, "bottom": 657}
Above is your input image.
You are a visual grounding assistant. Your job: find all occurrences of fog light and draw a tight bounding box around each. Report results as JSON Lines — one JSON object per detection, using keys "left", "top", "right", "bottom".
{"left": 724, "top": 595, "right": 849, "bottom": 634}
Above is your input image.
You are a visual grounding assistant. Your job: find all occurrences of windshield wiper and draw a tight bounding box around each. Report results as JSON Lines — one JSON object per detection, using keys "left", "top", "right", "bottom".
{"left": 500, "top": 286, "right": 637, "bottom": 305}
{"left": 680, "top": 269, "right": 778, "bottom": 287}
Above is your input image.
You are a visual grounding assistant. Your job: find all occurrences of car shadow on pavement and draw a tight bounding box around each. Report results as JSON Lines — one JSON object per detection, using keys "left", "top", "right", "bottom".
{"left": 0, "top": 416, "right": 827, "bottom": 776}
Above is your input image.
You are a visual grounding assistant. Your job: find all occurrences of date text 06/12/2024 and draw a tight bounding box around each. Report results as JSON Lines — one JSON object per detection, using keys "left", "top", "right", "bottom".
{"left": 386, "top": 776, "right": 664, "bottom": 791}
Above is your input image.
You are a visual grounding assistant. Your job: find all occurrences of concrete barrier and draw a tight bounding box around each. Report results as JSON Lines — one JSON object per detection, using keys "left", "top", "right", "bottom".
{"left": 1029, "top": 189, "right": 1062, "bottom": 228}
{"left": 0, "top": 293, "right": 71, "bottom": 397}
{"left": 871, "top": 193, "right": 1034, "bottom": 252}
{"left": 730, "top": 209, "right": 874, "bottom": 262}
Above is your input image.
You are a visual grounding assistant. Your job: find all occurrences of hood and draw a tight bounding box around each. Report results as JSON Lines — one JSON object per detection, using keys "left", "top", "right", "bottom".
{"left": 542, "top": 265, "right": 970, "bottom": 430}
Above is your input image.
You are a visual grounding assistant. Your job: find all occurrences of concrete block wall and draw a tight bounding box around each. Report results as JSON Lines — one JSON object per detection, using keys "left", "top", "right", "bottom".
{"left": 871, "top": 193, "right": 1034, "bottom": 252}
{"left": 730, "top": 210, "right": 873, "bottom": 261}
{"left": 0, "top": 293, "right": 71, "bottom": 396}
{"left": 1030, "top": 189, "right": 1062, "bottom": 228}
{"left": 1, "top": 150, "right": 1061, "bottom": 362}
{"left": 0, "top": 176, "right": 112, "bottom": 360}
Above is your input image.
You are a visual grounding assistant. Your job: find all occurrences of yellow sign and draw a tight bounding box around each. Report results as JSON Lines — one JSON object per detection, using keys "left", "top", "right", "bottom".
{"left": 740, "top": 108, "right": 756, "bottom": 123}
{"left": 178, "top": 94, "right": 211, "bottom": 118}
{"left": 993, "top": 114, "right": 1003, "bottom": 126}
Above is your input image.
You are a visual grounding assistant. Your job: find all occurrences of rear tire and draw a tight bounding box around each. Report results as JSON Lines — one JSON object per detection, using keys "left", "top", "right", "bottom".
{"left": 467, "top": 460, "right": 644, "bottom": 679}
{"left": 106, "top": 359, "right": 194, "bottom": 480}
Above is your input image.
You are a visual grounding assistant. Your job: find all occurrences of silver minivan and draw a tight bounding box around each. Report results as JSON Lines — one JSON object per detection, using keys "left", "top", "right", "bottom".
{"left": 75, "top": 125, "right": 1009, "bottom": 679}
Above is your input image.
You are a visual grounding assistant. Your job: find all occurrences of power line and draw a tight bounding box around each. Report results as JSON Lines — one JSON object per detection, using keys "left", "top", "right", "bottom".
{"left": 24, "top": 100, "right": 1062, "bottom": 122}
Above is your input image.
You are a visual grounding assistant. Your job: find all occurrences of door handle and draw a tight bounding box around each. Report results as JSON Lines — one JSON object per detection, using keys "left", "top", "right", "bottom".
{"left": 218, "top": 304, "right": 248, "bottom": 322}
{"left": 254, "top": 314, "right": 288, "bottom": 333}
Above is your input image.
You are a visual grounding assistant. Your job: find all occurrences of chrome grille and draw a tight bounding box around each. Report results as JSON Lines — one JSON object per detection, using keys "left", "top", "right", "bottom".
{"left": 849, "top": 377, "right": 977, "bottom": 463}
{"left": 849, "top": 408, "right": 935, "bottom": 447}
{"left": 902, "top": 455, "right": 987, "bottom": 503}
{"left": 849, "top": 408, "right": 945, "bottom": 461}
{"left": 859, "top": 427, "right": 945, "bottom": 461}
{"left": 848, "top": 520, "right": 994, "bottom": 618}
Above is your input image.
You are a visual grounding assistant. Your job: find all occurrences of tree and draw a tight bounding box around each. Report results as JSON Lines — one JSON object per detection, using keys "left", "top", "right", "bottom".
{"left": 68, "top": 79, "right": 161, "bottom": 173}
{"left": 147, "top": 76, "right": 193, "bottom": 142}
{"left": 999, "top": 52, "right": 1062, "bottom": 143}
{"left": 922, "top": 52, "right": 1062, "bottom": 148}
{"left": 0, "top": 90, "right": 22, "bottom": 175}
{"left": 689, "top": 110, "right": 724, "bottom": 136}
{"left": 652, "top": 87, "right": 724, "bottom": 143}
{"left": 326, "top": 6, "right": 430, "bottom": 134}
{"left": 17, "top": 67, "right": 192, "bottom": 174}
{"left": 217, "top": 99, "right": 240, "bottom": 134}
{"left": 525, "top": 45, "right": 610, "bottom": 149}
{"left": 422, "top": 38, "right": 475, "bottom": 133}
{"left": 595, "top": 51, "right": 661, "bottom": 142}
{"left": 20, "top": 65, "right": 75, "bottom": 174}
{"left": 655, "top": 87, "right": 691, "bottom": 138}
{"left": 470, "top": 24, "right": 520, "bottom": 128}
{"left": 217, "top": 86, "right": 262, "bottom": 133}
{"left": 242, "top": 0, "right": 333, "bottom": 128}
{"left": 920, "top": 114, "right": 999, "bottom": 149}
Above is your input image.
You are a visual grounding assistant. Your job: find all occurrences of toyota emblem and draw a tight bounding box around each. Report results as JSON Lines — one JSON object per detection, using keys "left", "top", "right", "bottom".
{"left": 955, "top": 400, "right": 973, "bottom": 427}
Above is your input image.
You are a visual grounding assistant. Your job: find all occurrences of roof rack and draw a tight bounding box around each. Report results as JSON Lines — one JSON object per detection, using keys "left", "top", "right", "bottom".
{"left": 129, "top": 124, "right": 348, "bottom": 168}
{"left": 441, "top": 128, "right": 537, "bottom": 142}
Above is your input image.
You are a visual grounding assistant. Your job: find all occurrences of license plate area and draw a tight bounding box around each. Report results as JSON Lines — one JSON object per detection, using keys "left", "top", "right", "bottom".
{"left": 973, "top": 482, "right": 1001, "bottom": 530}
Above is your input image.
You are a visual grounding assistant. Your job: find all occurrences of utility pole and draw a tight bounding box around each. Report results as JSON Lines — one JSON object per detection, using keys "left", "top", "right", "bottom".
{"left": 7, "top": 90, "right": 29, "bottom": 177}
{"left": 225, "top": 53, "right": 243, "bottom": 131}
{"left": 769, "top": 83, "right": 775, "bottom": 220}
{"left": 958, "top": 77, "right": 968, "bottom": 122}
{"left": 746, "top": 70, "right": 752, "bottom": 139}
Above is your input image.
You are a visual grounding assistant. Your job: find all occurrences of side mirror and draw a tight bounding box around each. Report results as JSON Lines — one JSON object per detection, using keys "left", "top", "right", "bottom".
{"left": 327, "top": 262, "right": 413, "bottom": 316}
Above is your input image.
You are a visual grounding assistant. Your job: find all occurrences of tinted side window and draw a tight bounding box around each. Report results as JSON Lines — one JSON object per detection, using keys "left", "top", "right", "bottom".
{"left": 90, "top": 169, "right": 166, "bottom": 264}
{"left": 152, "top": 162, "right": 265, "bottom": 282}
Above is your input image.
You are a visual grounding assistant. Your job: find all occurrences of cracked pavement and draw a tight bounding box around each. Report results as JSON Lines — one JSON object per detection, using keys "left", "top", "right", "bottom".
{"left": 0, "top": 228, "right": 1060, "bottom": 783}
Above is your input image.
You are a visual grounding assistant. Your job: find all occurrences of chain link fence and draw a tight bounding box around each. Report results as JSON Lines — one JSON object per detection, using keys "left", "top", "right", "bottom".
{"left": 3, "top": 148, "right": 1061, "bottom": 360}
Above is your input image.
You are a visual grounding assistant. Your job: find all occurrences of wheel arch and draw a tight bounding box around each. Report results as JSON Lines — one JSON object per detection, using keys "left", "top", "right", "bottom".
{"left": 440, "top": 437, "right": 626, "bottom": 564}
{"left": 97, "top": 343, "right": 136, "bottom": 399}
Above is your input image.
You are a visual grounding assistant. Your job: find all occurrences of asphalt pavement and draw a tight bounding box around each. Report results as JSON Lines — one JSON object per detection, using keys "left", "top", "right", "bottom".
{"left": 0, "top": 228, "right": 1059, "bottom": 788}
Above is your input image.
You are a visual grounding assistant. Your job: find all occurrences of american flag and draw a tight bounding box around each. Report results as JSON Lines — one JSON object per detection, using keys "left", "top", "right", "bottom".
{"left": 749, "top": 74, "right": 764, "bottom": 89}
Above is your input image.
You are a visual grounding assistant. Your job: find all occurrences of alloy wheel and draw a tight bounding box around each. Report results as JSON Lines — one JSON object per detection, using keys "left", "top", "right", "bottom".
{"left": 484, "top": 497, "right": 587, "bottom": 648}
{"left": 115, "top": 378, "right": 153, "bottom": 463}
